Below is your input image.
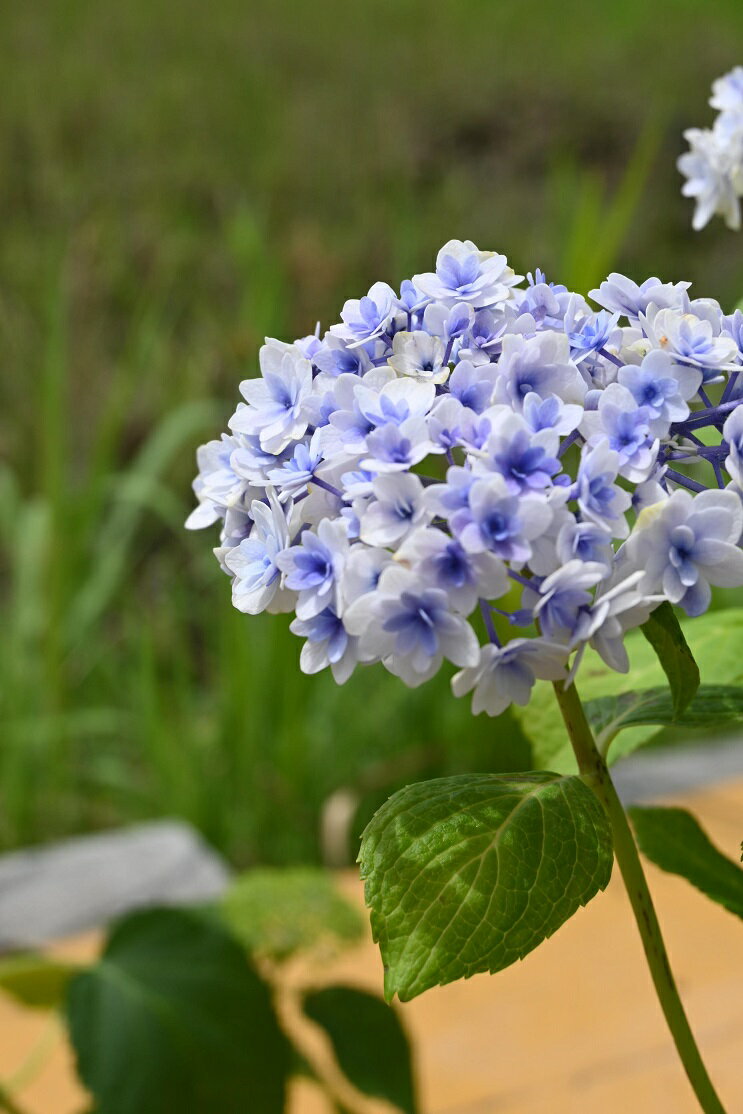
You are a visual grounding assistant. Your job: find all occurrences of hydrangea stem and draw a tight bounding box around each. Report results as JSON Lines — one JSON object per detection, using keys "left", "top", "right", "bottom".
{"left": 552, "top": 679, "right": 727, "bottom": 1114}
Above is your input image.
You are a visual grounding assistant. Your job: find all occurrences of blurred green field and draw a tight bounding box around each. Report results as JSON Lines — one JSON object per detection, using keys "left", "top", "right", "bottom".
{"left": 2, "top": 0, "right": 743, "bottom": 866}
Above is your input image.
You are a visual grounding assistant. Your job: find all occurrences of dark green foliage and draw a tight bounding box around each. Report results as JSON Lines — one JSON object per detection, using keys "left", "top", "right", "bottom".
{"left": 639, "top": 603, "right": 700, "bottom": 717}
{"left": 585, "top": 684, "right": 743, "bottom": 747}
{"left": 66, "top": 907, "right": 290, "bottom": 1114}
{"left": 630, "top": 806, "right": 743, "bottom": 920}
{"left": 304, "top": 985, "right": 417, "bottom": 1113}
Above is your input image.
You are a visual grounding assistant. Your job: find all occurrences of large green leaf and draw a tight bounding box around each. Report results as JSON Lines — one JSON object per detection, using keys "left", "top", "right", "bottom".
{"left": 585, "top": 684, "right": 743, "bottom": 749}
{"left": 639, "top": 602, "right": 699, "bottom": 715}
{"left": 517, "top": 608, "right": 743, "bottom": 772}
{"left": 0, "top": 953, "right": 78, "bottom": 1010}
{"left": 221, "top": 867, "right": 363, "bottom": 961}
{"left": 359, "top": 773, "right": 613, "bottom": 1002}
{"left": 66, "top": 907, "right": 290, "bottom": 1114}
{"left": 630, "top": 806, "right": 743, "bottom": 919}
{"left": 303, "top": 985, "right": 417, "bottom": 1114}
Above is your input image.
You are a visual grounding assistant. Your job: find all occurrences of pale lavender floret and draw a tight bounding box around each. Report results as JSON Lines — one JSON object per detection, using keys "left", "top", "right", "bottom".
{"left": 564, "top": 295, "right": 620, "bottom": 361}
{"left": 318, "top": 368, "right": 395, "bottom": 455}
{"left": 721, "top": 308, "right": 743, "bottom": 359}
{"left": 388, "top": 330, "right": 448, "bottom": 384}
{"left": 588, "top": 274, "right": 690, "bottom": 322}
{"left": 642, "top": 305, "right": 739, "bottom": 373}
{"left": 450, "top": 474, "right": 552, "bottom": 565}
{"left": 186, "top": 434, "right": 252, "bottom": 529}
{"left": 710, "top": 66, "right": 743, "bottom": 114}
{"left": 452, "top": 638, "right": 568, "bottom": 716}
{"left": 570, "top": 571, "right": 660, "bottom": 673}
{"left": 312, "top": 334, "right": 375, "bottom": 377}
{"left": 413, "top": 239, "right": 521, "bottom": 309}
{"left": 344, "top": 564, "right": 480, "bottom": 687}
{"left": 231, "top": 344, "right": 313, "bottom": 454}
{"left": 290, "top": 608, "right": 359, "bottom": 683}
{"left": 359, "top": 473, "right": 430, "bottom": 547}
{"left": 456, "top": 308, "right": 510, "bottom": 363}
{"left": 526, "top": 560, "right": 607, "bottom": 641}
{"left": 617, "top": 350, "right": 701, "bottom": 435}
{"left": 231, "top": 433, "right": 293, "bottom": 485}
{"left": 678, "top": 124, "right": 743, "bottom": 232}
{"left": 494, "top": 331, "right": 586, "bottom": 411}
{"left": 424, "top": 465, "right": 477, "bottom": 517}
{"left": 448, "top": 360, "right": 498, "bottom": 413}
{"left": 265, "top": 430, "right": 325, "bottom": 499}
{"left": 341, "top": 545, "right": 392, "bottom": 606}
{"left": 631, "top": 488, "right": 743, "bottom": 616}
{"left": 557, "top": 521, "right": 614, "bottom": 570}
{"left": 631, "top": 468, "right": 668, "bottom": 515}
{"left": 340, "top": 467, "right": 377, "bottom": 498}
{"left": 522, "top": 392, "right": 582, "bottom": 436}
{"left": 457, "top": 410, "right": 493, "bottom": 452}
{"left": 354, "top": 376, "right": 436, "bottom": 428}
{"left": 422, "top": 301, "right": 475, "bottom": 341}
{"left": 582, "top": 383, "right": 658, "bottom": 483}
{"left": 395, "top": 526, "right": 508, "bottom": 615}
{"left": 723, "top": 406, "right": 743, "bottom": 486}
{"left": 574, "top": 439, "right": 632, "bottom": 538}
{"left": 511, "top": 271, "right": 572, "bottom": 327}
{"left": 218, "top": 506, "right": 254, "bottom": 553}
{"left": 427, "top": 396, "right": 467, "bottom": 452}
{"left": 398, "top": 278, "right": 427, "bottom": 314}
{"left": 332, "top": 281, "right": 398, "bottom": 345}
{"left": 223, "top": 492, "right": 291, "bottom": 615}
{"left": 484, "top": 423, "right": 561, "bottom": 494}
{"left": 362, "top": 417, "right": 438, "bottom": 473}
{"left": 277, "top": 517, "right": 350, "bottom": 620}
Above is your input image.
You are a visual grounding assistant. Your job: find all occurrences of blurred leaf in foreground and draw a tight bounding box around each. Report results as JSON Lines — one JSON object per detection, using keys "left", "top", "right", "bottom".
{"left": 66, "top": 907, "right": 290, "bottom": 1114}
{"left": 0, "top": 953, "right": 78, "bottom": 1010}
{"left": 304, "top": 985, "right": 418, "bottom": 1114}
{"left": 221, "top": 866, "right": 364, "bottom": 961}
{"left": 630, "top": 806, "right": 743, "bottom": 919}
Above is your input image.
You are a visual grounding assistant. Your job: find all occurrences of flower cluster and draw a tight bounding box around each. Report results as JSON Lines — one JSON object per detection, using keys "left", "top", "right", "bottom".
{"left": 187, "top": 240, "right": 743, "bottom": 715}
{"left": 679, "top": 65, "right": 743, "bottom": 230}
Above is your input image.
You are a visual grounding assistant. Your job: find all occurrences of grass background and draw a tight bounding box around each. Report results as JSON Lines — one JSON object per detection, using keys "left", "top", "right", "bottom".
{"left": 2, "top": 0, "right": 743, "bottom": 866}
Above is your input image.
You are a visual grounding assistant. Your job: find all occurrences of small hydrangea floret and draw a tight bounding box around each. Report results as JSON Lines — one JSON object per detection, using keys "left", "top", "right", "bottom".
{"left": 679, "top": 65, "right": 743, "bottom": 230}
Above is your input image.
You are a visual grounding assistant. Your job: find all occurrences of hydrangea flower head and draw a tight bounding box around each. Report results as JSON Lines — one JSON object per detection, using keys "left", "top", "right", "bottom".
{"left": 187, "top": 241, "right": 743, "bottom": 716}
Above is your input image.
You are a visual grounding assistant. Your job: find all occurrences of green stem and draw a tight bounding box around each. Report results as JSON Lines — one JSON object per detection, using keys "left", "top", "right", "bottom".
{"left": 552, "top": 679, "right": 727, "bottom": 1114}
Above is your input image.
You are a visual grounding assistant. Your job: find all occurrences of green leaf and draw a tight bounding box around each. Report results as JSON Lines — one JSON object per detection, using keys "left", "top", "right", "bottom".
{"left": 303, "top": 985, "right": 417, "bottom": 1114}
{"left": 0, "top": 953, "right": 78, "bottom": 1010}
{"left": 359, "top": 773, "right": 613, "bottom": 1002}
{"left": 66, "top": 907, "right": 290, "bottom": 1114}
{"left": 639, "top": 602, "right": 700, "bottom": 716}
{"left": 629, "top": 806, "right": 743, "bottom": 919}
{"left": 221, "top": 867, "right": 364, "bottom": 961}
{"left": 516, "top": 608, "right": 743, "bottom": 771}
{"left": 585, "top": 684, "right": 743, "bottom": 749}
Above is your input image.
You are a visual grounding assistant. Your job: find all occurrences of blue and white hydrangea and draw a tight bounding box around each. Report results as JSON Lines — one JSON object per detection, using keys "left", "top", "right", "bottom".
{"left": 679, "top": 65, "right": 743, "bottom": 230}
{"left": 187, "top": 239, "right": 743, "bottom": 715}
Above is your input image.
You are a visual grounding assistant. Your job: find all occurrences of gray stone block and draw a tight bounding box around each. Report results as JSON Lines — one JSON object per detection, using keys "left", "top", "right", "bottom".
{"left": 0, "top": 820, "right": 232, "bottom": 948}
{"left": 613, "top": 736, "right": 743, "bottom": 804}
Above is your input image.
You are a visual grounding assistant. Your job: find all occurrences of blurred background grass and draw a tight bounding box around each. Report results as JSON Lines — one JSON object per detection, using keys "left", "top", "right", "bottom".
{"left": 2, "top": 0, "right": 743, "bottom": 866}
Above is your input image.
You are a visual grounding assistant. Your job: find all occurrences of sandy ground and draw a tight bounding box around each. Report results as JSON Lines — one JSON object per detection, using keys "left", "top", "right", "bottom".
{"left": 1, "top": 777, "right": 742, "bottom": 1114}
